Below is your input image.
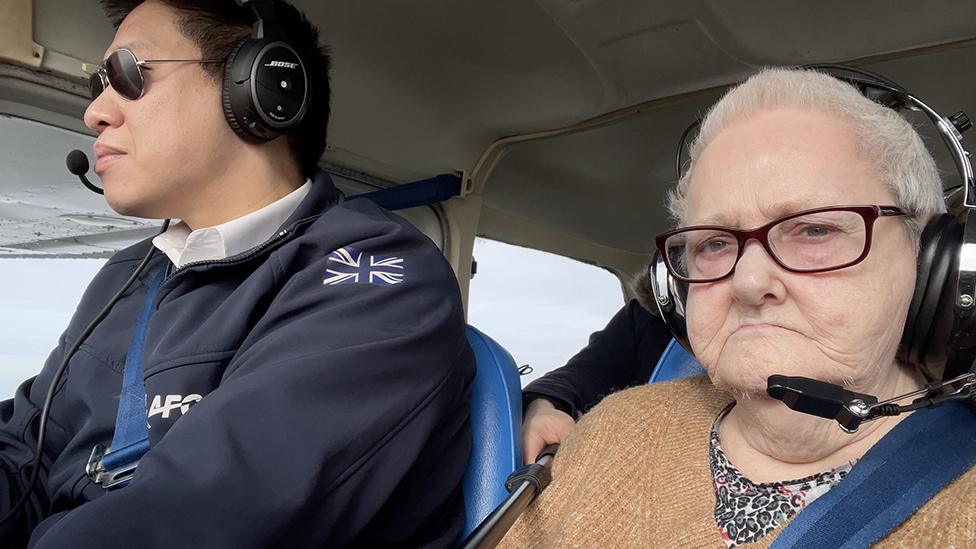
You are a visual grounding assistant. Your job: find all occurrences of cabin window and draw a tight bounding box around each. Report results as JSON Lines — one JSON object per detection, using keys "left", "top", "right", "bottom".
{"left": 0, "top": 115, "right": 119, "bottom": 398}
{"left": 468, "top": 237, "right": 625, "bottom": 387}
{"left": 0, "top": 259, "right": 106, "bottom": 398}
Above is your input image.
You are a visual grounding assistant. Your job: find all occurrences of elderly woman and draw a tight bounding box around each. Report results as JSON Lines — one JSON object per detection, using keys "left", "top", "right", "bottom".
{"left": 498, "top": 68, "right": 976, "bottom": 548}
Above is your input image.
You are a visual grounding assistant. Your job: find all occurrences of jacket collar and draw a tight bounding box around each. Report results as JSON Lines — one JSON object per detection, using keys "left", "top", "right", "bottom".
{"left": 110, "top": 169, "right": 342, "bottom": 268}
{"left": 279, "top": 169, "right": 343, "bottom": 230}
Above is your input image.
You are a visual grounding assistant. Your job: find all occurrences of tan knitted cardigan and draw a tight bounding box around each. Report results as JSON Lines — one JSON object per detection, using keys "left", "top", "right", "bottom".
{"left": 498, "top": 376, "right": 976, "bottom": 548}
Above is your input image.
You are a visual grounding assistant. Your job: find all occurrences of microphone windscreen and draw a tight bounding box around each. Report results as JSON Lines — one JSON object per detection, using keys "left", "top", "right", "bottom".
{"left": 66, "top": 149, "right": 90, "bottom": 175}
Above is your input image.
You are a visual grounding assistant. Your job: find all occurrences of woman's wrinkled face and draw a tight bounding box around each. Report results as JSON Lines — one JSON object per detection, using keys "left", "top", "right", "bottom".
{"left": 685, "top": 107, "right": 918, "bottom": 398}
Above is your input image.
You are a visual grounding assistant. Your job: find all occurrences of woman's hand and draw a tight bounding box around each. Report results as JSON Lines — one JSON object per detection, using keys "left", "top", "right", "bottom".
{"left": 522, "top": 398, "right": 576, "bottom": 464}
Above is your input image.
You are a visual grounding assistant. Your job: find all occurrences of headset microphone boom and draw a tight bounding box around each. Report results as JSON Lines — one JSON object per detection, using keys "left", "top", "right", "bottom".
{"left": 66, "top": 149, "right": 104, "bottom": 195}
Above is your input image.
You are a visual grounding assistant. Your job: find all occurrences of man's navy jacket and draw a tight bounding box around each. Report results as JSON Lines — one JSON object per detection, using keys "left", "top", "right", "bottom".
{"left": 0, "top": 171, "right": 475, "bottom": 548}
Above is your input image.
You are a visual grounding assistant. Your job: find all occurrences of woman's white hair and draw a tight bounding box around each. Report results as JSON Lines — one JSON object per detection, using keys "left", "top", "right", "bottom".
{"left": 667, "top": 67, "right": 945, "bottom": 242}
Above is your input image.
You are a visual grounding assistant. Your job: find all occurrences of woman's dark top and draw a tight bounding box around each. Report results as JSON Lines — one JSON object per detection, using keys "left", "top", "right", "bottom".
{"left": 522, "top": 299, "right": 673, "bottom": 417}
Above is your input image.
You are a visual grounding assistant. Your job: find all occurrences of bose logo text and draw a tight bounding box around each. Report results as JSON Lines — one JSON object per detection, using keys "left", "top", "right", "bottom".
{"left": 149, "top": 394, "right": 203, "bottom": 420}
{"left": 265, "top": 61, "right": 299, "bottom": 69}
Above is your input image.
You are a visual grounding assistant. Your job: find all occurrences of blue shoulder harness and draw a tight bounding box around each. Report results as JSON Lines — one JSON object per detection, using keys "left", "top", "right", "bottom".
{"left": 772, "top": 400, "right": 976, "bottom": 548}
{"left": 86, "top": 266, "right": 167, "bottom": 490}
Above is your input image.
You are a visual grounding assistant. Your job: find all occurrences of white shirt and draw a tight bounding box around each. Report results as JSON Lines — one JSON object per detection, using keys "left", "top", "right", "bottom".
{"left": 153, "top": 180, "right": 312, "bottom": 268}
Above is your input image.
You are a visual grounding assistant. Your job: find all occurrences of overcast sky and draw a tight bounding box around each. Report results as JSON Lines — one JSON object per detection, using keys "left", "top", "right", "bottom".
{"left": 0, "top": 259, "right": 105, "bottom": 398}
{"left": 468, "top": 238, "right": 624, "bottom": 385}
{"left": 0, "top": 240, "right": 626, "bottom": 400}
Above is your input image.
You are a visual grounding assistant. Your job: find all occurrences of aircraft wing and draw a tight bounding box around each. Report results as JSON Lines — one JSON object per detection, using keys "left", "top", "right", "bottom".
{"left": 0, "top": 114, "right": 159, "bottom": 258}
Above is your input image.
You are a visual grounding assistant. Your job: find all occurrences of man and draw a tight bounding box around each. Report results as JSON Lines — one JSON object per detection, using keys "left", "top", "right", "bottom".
{"left": 0, "top": 1, "right": 474, "bottom": 547}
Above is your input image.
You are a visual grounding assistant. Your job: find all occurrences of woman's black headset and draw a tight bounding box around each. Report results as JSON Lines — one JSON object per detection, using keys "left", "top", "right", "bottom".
{"left": 222, "top": 0, "right": 309, "bottom": 142}
{"left": 651, "top": 64, "right": 976, "bottom": 377}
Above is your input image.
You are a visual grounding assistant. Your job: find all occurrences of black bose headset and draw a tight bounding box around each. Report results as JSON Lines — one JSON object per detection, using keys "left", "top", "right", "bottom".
{"left": 222, "top": 0, "right": 309, "bottom": 142}
{"left": 651, "top": 64, "right": 976, "bottom": 377}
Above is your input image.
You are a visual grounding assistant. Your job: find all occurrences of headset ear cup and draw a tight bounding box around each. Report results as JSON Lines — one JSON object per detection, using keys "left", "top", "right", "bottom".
{"left": 222, "top": 37, "right": 307, "bottom": 142}
{"left": 676, "top": 281, "right": 689, "bottom": 311}
{"left": 899, "top": 214, "right": 962, "bottom": 365}
{"left": 222, "top": 40, "right": 251, "bottom": 140}
{"left": 919, "top": 217, "right": 964, "bottom": 366}
{"left": 650, "top": 255, "right": 692, "bottom": 352}
{"left": 900, "top": 216, "right": 943, "bottom": 362}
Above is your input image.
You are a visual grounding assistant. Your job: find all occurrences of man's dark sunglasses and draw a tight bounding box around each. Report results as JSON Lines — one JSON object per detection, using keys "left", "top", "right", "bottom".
{"left": 88, "top": 48, "right": 223, "bottom": 101}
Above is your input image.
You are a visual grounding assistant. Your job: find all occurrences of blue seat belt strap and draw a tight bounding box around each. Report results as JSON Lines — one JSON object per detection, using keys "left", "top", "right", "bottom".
{"left": 87, "top": 266, "right": 166, "bottom": 489}
{"left": 772, "top": 401, "right": 976, "bottom": 549}
{"left": 349, "top": 173, "right": 461, "bottom": 211}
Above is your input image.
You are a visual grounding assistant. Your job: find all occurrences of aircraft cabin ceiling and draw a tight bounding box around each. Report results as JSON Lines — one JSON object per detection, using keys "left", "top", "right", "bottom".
{"left": 5, "top": 0, "right": 976, "bottom": 260}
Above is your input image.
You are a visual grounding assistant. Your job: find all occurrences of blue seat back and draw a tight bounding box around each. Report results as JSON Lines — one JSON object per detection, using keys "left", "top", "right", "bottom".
{"left": 648, "top": 339, "right": 706, "bottom": 383}
{"left": 461, "top": 326, "right": 523, "bottom": 539}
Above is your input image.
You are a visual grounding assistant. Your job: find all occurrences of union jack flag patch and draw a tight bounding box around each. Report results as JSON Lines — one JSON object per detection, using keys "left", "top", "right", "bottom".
{"left": 323, "top": 246, "right": 405, "bottom": 286}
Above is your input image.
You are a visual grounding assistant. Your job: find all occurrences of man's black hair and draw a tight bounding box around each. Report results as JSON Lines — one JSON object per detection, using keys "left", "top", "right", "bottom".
{"left": 100, "top": 0, "right": 331, "bottom": 177}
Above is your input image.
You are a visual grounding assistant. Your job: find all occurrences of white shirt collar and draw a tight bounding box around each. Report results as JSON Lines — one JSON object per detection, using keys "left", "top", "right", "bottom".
{"left": 153, "top": 179, "right": 311, "bottom": 268}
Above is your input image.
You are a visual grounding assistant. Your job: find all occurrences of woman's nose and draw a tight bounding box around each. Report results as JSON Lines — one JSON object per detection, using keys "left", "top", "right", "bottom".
{"left": 729, "top": 241, "right": 786, "bottom": 306}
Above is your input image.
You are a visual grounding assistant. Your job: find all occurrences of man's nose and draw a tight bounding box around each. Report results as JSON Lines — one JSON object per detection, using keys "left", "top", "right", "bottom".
{"left": 83, "top": 88, "right": 124, "bottom": 134}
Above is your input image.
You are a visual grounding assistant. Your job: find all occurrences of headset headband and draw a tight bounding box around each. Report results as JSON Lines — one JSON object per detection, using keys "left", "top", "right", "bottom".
{"left": 236, "top": 0, "right": 283, "bottom": 39}
{"left": 675, "top": 65, "right": 974, "bottom": 206}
